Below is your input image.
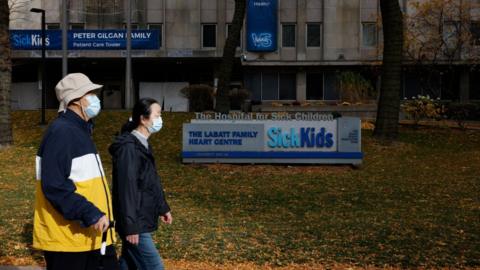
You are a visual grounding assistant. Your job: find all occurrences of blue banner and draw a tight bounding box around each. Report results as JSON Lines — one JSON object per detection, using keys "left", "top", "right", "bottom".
{"left": 246, "top": 0, "right": 278, "bottom": 52}
{"left": 10, "top": 29, "right": 160, "bottom": 50}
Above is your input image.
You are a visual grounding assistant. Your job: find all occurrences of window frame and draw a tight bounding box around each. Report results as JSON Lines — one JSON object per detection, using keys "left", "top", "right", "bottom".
{"left": 46, "top": 23, "right": 60, "bottom": 30}
{"left": 306, "top": 23, "right": 322, "bottom": 48}
{"left": 470, "top": 21, "right": 480, "bottom": 46}
{"left": 69, "top": 23, "right": 85, "bottom": 30}
{"left": 306, "top": 72, "right": 325, "bottom": 101}
{"left": 362, "top": 22, "right": 377, "bottom": 48}
{"left": 202, "top": 23, "right": 217, "bottom": 49}
{"left": 246, "top": 71, "right": 297, "bottom": 101}
{"left": 281, "top": 23, "right": 297, "bottom": 48}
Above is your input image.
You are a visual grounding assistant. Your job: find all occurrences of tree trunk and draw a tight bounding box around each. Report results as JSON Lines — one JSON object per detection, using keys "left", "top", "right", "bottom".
{"left": 215, "top": 0, "right": 246, "bottom": 113}
{"left": 0, "top": 0, "right": 13, "bottom": 146}
{"left": 373, "top": 0, "right": 404, "bottom": 140}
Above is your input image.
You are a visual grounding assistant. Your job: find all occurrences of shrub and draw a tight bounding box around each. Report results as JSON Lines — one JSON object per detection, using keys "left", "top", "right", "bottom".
{"left": 444, "top": 102, "right": 480, "bottom": 129}
{"left": 181, "top": 84, "right": 215, "bottom": 112}
{"left": 401, "top": 95, "right": 446, "bottom": 126}
{"left": 337, "top": 71, "right": 376, "bottom": 103}
{"left": 229, "top": 88, "right": 250, "bottom": 110}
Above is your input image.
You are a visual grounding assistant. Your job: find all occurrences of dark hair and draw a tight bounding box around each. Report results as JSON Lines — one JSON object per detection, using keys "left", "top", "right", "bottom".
{"left": 121, "top": 98, "right": 159, "bottom": 133}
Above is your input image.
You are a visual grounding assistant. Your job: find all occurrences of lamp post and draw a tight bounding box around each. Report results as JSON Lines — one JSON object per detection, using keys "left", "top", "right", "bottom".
{"left": 62, "top": 0, "right": 68, "bottom": 77}
{"left": 30, "top": 8, "right": 47, "bottom": 125}
{"left": 125, "top": 0, "right": 132, "bottom": 109}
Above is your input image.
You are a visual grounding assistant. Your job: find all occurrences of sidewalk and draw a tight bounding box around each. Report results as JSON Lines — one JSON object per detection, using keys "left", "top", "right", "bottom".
{"left": 0, "top": 267, "right": 44, "bottom": 270}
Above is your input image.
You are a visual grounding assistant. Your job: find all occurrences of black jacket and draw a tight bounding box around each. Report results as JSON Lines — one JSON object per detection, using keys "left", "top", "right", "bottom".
{"left": 109, "top": 132, "right": 170, "bottom": 236}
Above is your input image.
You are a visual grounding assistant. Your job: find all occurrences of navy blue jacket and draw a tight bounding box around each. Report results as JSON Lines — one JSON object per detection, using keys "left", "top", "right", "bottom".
{"left": 109, "top": 132, "right": 170, "bottom": 236}
{"left": 36, "top": 109, "right": 108, "bottom": 226}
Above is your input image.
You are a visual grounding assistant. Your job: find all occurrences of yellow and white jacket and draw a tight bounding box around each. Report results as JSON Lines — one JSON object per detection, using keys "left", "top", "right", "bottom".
{"left": 33, "top": 109, "right": 115, "bottom": 252}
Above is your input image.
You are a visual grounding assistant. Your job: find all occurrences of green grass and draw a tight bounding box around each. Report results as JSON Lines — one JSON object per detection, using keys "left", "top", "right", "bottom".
{"left": 0, "top": 110, "right": 479, "bottom": 267}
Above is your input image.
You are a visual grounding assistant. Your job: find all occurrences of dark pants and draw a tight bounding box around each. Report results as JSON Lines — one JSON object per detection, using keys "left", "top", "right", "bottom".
{"left": 44, "top": 245, "right": 119, "bottom": 270}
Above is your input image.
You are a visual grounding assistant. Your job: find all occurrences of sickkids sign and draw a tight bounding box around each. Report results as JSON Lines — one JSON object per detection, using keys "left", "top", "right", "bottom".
{"left": 10, "top": 29, "right": 160, "bottom": 50}
{"left": 182, "top": 113, "right": 363, "bottom": 165}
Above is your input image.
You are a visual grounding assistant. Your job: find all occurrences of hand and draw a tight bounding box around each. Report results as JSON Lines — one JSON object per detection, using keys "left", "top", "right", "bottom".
{"left": 161, "top": 212, "right": 173, "bottom": 225}
{"left": 92, "top": 215, "right": 109, "bottom": 233}
{"left": 126, "top": 234, "right": 139, "bottom": 245}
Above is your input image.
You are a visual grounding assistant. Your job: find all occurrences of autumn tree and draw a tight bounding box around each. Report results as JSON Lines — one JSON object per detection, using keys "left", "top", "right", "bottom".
{"left": 0, "top": 0, "right": 12, "bottom": 146}
{"left": 404, "top": 0, "right": 480, "bottom": 99}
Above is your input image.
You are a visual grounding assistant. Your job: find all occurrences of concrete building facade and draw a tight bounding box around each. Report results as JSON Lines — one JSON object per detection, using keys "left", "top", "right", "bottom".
{"left": 8, "top": 0, "right": 480, "bottom": 111}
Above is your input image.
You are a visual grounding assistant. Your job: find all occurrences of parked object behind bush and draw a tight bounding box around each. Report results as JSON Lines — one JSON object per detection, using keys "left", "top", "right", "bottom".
{"left": 181, "top": 84, "right": 215, "bottom": 112}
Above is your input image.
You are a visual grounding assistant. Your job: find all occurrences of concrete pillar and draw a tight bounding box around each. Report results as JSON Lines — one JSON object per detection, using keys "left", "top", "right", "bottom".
{"left": 296, "top": 71, "right": 307, "bottom": 102}
{"left": 459, "top": 69, "right": 470, "bottom": 103}
{"left": 297, "top": 0, "right": 307, "bottom": 61}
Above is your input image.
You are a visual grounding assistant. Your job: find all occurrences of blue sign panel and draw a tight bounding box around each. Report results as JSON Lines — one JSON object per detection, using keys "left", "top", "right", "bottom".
{"left": 10, "top": 30, "right": 160, "bottom": 50}
{"left": 182, "top": 116, "right": 363, "bottom": 165}
{"left": 10, "top": 30, "right": 61, "bottom": 50}
{"left": 246, "top": 0, "right": 278, "bottom": 52}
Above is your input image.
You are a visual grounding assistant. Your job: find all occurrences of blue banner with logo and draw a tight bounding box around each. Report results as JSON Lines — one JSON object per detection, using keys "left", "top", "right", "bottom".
{"left": 246, "top": 0, "right": 277, "bottom": 52}
{"left": 10, "top": 29, "right": 160, "bottom": 50}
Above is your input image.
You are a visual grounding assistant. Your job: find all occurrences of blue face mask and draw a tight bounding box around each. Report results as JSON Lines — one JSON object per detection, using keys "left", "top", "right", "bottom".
{"left": 147, "top": 116, "right": 163, "bottom": 134}
{"left": 84, "top": 95, "right": 101, "bottom": 119}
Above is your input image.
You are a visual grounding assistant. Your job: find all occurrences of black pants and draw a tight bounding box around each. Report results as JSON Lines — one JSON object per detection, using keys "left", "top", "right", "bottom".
{"left": 44, "top": 245, "right": 119, "bottom": 270}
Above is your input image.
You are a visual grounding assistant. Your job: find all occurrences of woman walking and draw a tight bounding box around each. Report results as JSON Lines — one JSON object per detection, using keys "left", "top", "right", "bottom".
{"left": 109, "top": 98, "right": 172, "bottom": 270}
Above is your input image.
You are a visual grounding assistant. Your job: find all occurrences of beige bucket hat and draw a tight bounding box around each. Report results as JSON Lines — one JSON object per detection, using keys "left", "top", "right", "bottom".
{"left": 55, "top": 73, "right": 103, "bottom": 112}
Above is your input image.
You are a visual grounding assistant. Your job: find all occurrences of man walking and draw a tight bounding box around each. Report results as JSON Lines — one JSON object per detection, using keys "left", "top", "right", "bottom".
{"left": 33, "top": 73, "right": 118, "bottom": 270}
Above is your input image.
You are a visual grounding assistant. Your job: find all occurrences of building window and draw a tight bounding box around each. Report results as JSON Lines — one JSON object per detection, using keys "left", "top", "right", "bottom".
{"left": 306, "top": 23, "right": 321, "bottom": 47}
{"left": 307, "top": 72, "right": 340, "bottom": 101}
{"left": 227, "top": 24, "right": 241, "bottom": 48}
{"left": 307, "top": 73, "right": 324, "bottom": 100}
{"left": 471, "top": 22, "right": 480, "bottom": 46}
{"left": 245, "top": 72, "right": 262, "bottom": 101}
{"left": 442, "top": 21, "right": 460, "bottom": 55}
{"left": 262, "top": 72, "right": 278, "bottom": 100}
{"left": 282, "top": 24, "right": 296, "bottom": 47}
{"left": 202, "top": 24, "right": 217, "bottom": 48}
{"left": 245, "top": 71, "right": 297, "bottom": 101}
{"left": 123, "top": 24, "right": 139, "bottom": 30}
{"left": 148, "top": 23, "right": 163, "bottom": 47}
{"left": 362, "top": 22, "right": 377, "bottom": 47}
{"left": 70, "top": 23, "right": 85, "bottom": 30}
{"left": 470, "top": 70, "right": 480, "bottom": 100}
{"left": 46, "top": 23, "right": 60, "bottom": 30}
{"left": 324, "top": 72, "right": 340, "bottom": 100}
{"left": 279, "top": 73, "right": 296, "bottom": 100}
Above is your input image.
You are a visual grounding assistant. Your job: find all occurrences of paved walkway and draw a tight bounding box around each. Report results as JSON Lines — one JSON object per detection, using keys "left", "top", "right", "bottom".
{"left": 0, "top": 267, "right": 44, "bottom": 270}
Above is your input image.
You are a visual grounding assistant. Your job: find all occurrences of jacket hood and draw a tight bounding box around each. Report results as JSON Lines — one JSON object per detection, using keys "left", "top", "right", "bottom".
{"left": 109, "top": 132, "right": 138, "bottom": 156}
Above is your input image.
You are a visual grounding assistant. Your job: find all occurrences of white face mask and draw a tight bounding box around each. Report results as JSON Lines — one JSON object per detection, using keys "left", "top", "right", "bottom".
{"left": 147, "top": 116, "right": 163, "bottom": 134}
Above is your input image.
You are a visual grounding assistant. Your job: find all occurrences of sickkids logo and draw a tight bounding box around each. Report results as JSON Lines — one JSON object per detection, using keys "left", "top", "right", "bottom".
{"left": 267, "top": 127, "right": 334, "bottom": 148}
{"left": 251, "top": 33, "right": 272, "bottom": 48}
{"left": 11, "top": 33, "right": 51, "bottom": 48}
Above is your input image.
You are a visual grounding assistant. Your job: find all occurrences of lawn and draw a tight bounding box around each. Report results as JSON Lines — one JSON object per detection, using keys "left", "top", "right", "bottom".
{"left": 0, "top": 110, "right": 479, "bottom": 269}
